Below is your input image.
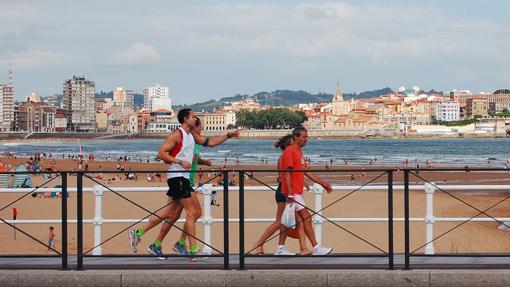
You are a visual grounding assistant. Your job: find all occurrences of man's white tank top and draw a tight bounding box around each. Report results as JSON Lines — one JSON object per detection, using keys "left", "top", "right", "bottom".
{"left": 167, "top": 127, "right": 195, "bottom": 179}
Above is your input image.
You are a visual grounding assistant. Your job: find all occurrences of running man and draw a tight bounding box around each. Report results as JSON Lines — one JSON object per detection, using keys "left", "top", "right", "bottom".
{"left": 169, "top": 117, "right": 212, "bottom": 256}
{"left": 129, "top": 109, "right": 239, "bottom": 259}
{"left": 280, "top": 127, "right": 333, "bottom": 255}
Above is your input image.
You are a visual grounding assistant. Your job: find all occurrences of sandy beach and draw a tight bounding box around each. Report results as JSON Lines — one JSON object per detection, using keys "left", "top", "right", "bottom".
{"left": 2, "top": 156, "right": 510, "bottom": 257}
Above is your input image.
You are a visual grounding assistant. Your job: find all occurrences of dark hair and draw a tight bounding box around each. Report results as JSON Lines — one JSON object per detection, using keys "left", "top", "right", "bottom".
{"left": 194, "top": 116, "right": 201, "bottom": 127}
{"left": 49, "top": 226, "right": 54, "bottom": 230}
{"left": 177, "top": 109, "right": 192, "bottom": 124}
{"left": 292, "top": 127, "right": 307, "bottom": 138}
{"left": 274, "top": 134, "right": 292, "bottom": 151}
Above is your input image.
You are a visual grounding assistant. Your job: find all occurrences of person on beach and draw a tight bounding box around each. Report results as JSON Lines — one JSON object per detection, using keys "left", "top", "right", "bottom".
{"left": 129, "top": 109, "right": 239, "bottom": 259}
{"left": 252, "top": 134, "right": 310, "bottom": 255}
{"left": 280, "top": 127, "right": 333, "bottom": 255}
{"left": 48, "top": 226, "right": 55, "bottom": 251}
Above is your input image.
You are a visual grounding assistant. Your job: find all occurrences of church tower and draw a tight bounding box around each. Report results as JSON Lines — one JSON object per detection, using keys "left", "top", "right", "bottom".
{"left": 332, "top": 82, "right": 349, "bottom": 115}
{"left": 333, "top": 82, "right": 343, "bottom": 102}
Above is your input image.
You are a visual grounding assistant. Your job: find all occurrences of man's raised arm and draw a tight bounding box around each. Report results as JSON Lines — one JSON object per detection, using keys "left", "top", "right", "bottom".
{"left": 193, "top": 130, "right": 240, "bottom": 147}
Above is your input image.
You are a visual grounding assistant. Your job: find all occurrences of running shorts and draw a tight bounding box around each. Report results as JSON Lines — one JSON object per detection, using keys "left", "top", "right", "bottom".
{"left": 166, "top": 177, "right": 193, "bottom": 200}
{"left": 275, "top": 183, "right": 286, "bottom": 203}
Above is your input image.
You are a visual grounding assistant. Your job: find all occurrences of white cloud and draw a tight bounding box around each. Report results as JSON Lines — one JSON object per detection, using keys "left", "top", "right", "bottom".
{"left": 0, "top": 49, "right": 69, "bottom": 70}
{"left": 112, "top": 42, "right": 161, "bottom": 66}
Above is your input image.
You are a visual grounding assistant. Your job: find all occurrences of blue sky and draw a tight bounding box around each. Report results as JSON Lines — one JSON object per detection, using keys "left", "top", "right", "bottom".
{"left": 1, "top": 1, "right": 509, "bottom": 104}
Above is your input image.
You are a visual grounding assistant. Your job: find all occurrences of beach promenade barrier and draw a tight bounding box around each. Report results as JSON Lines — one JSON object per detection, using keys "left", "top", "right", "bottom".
{"left": 2, "top": 168, "right": 510, "bottom": 271}
{"left": 3, "top": 183, "right": 510, "bottom": 257}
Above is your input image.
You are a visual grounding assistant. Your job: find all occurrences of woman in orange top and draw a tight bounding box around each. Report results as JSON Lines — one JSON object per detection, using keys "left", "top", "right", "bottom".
{"left": 252, "top": 134, "right": 311, "bottom": 255}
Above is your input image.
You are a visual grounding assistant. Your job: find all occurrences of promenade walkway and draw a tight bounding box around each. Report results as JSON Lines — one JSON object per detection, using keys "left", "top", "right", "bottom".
{"left": 2, "top": 254, "right": 510, "bottom": 270}
{"left": 3, "top": 255, "right": 510, "bottom": 286}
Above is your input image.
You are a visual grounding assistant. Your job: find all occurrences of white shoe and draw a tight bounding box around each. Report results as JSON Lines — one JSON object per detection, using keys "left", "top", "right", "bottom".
{"left": 128, "top": 229, "right": 140, "bottom": 253}
{"left": 274, "top": 245, "right": 295, "bottom": 256}
{"left": 190, "top": 249, "right": 211, "bottom": 261}
{"left": 312, "top": 245, "right": 332, "bottom": 255}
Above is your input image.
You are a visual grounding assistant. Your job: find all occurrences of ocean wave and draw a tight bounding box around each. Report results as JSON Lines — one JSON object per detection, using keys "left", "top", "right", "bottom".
{"left": 3, "top": 142, "right": 22, "bottom": 146}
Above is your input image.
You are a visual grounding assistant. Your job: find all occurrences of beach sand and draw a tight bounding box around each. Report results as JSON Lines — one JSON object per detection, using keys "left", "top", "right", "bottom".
{"left": 2, "top": 157, "right": 510, "bottom": 256}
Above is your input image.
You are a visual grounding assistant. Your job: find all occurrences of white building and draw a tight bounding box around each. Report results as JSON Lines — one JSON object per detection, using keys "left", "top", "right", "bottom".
{"left": 151, "top": 97, "right": 172, "bottom": 112}
{"left": 435, "top": 102, "right": 460, "bottom": 122}
{"left": 0, "top": 82, "right": 14, "bottom": 131}
{"left": 128, "top": 114, "right": 138, "bottom": 133}
{"left": 195, "top": 112, "right": 229, "bottom": 131}
{"left": 225, "top": 111, "right": 236, "bottom": 128}
{"left": 143, "top": 84, "right": 169, "bottom": 111}
{"left": 113, "top": 87, "right": 134, "bottom": 109}
{"left": 27, "top": 91, "right": 41, "bottom": 102}
{"left": 54, "top": 117, "right": 67, "bottom": 131}
{"left": 62, "top": 76, "right": 96, "bottom": 131}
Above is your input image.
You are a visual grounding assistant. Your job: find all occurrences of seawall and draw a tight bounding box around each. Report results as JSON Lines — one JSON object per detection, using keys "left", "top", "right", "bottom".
{"left": 2, "top": 270, "right": 510, "bottom": 287}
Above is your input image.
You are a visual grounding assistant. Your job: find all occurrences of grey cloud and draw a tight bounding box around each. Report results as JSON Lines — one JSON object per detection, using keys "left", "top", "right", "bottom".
{"left": 1, "top": 1, "right": 509, "bottom": 101}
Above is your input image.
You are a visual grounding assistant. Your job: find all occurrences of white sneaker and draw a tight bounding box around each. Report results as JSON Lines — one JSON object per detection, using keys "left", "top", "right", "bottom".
{"left": 312, "top": 245, "right": 332, "bottom": 255}
{"left": 274, "top": 245, "right": 295, "bottom": 256}
{"left": 190, "top": 249, "right": 211, "bottom": 261}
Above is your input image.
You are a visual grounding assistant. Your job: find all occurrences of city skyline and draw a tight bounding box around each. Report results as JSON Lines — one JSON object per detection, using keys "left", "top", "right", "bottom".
{"left": 1, "top": 1, "right": 509, "bottom": 104}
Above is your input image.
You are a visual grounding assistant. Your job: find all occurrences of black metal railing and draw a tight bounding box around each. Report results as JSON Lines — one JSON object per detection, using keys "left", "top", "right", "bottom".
{"left": 403, "top": 167, "right": 510, "bottom": 270}
{"left": 1, "top": 168, "right": 510, "bottom": 270}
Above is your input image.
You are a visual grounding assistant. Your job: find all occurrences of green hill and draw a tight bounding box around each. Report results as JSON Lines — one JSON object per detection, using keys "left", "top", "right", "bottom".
{"left": 175, "top": 87, "right": 394, "bottom": 112}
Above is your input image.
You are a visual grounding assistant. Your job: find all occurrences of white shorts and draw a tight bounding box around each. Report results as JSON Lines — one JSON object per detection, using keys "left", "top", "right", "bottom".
{"left": 292, "top": 194, "right": 306, "bottom": 211}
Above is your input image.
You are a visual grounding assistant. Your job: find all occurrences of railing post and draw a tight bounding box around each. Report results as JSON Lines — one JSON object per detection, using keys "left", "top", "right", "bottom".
{"left": 404, "top": 169, "right": 410, "bottom": 270}
{"left": 222, "top": 171, "right": 229, "bottom": 270}
{"left": 201, "top": 184, "right": 213, "bottom": 255}
{"left": 239, "top": 171, "right": 245, "bottom": 270}
{"left": 424, "top": 182, "right": 435, "bottom": 255}
{"left": 387, "top": 170, "right": 394, "bottom": 270}
{"left": 92, "top": 185, "right": 104, "bottom": 255}
{"left": 60, "top": 172, "right": 68, "bottom": 270}
{"left": 77, "top": 171, "right": 83, "bottom": 270}
{"left": 312, "top": 183, "right": 324, "bottom": 245}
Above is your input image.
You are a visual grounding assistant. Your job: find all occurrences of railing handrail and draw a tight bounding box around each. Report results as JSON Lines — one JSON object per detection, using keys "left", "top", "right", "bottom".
{"left": 1, "top": 167, "right": 510, "bottom": 175}
{"left": 3, "top": 184, "right": 510, "bottom": 193}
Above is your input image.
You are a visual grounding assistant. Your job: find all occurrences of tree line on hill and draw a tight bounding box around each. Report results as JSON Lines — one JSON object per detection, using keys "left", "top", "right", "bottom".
{"left": 235, "top": 109, "right": 306, "bottom": 129}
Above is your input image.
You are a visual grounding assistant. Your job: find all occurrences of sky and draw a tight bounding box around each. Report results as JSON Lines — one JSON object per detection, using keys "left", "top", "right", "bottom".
{"left": 0, "top": 0, "right": 509, "bottom": 104}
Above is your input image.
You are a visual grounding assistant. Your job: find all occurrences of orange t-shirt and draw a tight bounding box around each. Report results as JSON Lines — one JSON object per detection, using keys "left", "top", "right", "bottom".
{"left": 280, "top": 145, "right": 305, "bottom": 195}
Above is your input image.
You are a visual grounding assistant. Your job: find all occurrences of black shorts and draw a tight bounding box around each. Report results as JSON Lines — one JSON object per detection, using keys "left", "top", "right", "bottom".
{"left": 275, "top": 183, "right": 286, "bottom": 203}
{"left": 166, "top": 177, "right": 193, "bottom": 200}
